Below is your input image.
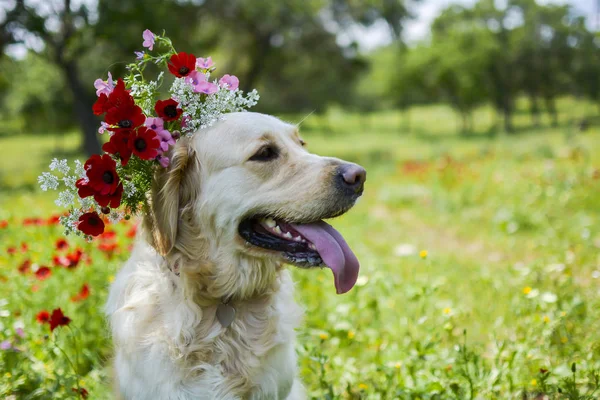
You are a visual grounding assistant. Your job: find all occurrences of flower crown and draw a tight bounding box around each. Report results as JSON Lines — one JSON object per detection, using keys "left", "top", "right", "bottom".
{"left": 38, "top": 30, "right": 259, "bottom": 238}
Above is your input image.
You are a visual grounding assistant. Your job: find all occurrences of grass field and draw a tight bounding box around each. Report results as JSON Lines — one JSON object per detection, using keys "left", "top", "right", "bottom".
{"left": 1, "top": 100, "right": 600, "bottom": 399}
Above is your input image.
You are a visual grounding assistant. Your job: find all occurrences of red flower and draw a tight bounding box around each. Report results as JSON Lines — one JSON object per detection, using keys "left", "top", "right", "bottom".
{"left": 93, "top": 79, "right": 134, "bottom": 115}
{"left": 71, "top": 284, "right": 90, "bottom": 302}
{"left": 55, "top": 238, "right": 69, "bottom": 251}
{"left": 78, "top": 212, "right": 105, "bottom": 237}
{"left": 31, "top": 284, "right": 40, "bottom": 292}
{"left": 20, "top": 242, "right": 28, "bottom": 253}
{"left": 35, "top": 266, "right": 52, "bottom": 281}
{"left": 36, "top": 310, "right": 51, "bottom": 324}
{"left": 84, "top": 154, "right": 120, "bottom": 195}
{"left": 0, "top": 220, "right": 7, "bottom": 229}
{"left": 105, "top": 103, "right": 145, "bottom": 132}
{"left": 49, "top": 308, "right": 71, "bottom": 332}
{"left": 168, "top": 52, "right": 196, "bottom": 77}
{"left": 126, "top": 224, "right": 138, "bottom": 238}
{"left": 72, "top": 387, "right": 89, "bottom": 399}
{"left": 96, "top": 182, "right": 123, "bottom": 208}
{"left": 7, "top": 246, "right": 17, "bottom": 255}
{"left": 23, "top": 217, "right": 44, "bottom": 226}
{"left": 129, "top": 127, "right": 160, "bottom": 160}
{"left": 102, "top": 130, "right": 133, "bottom": 166}
{"left": 18, "top": 259, "right": 31, "bottom": 274}
{"left": 46, "top": 214, "right": 61, "bottom": 225}
{"left": 155, "top": 98, "right": 182, "bottom": 122}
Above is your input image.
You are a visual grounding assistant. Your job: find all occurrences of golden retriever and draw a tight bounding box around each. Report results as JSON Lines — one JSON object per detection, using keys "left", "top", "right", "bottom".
{"left": 105, "top": 112, "right": 366, "bottom": 399}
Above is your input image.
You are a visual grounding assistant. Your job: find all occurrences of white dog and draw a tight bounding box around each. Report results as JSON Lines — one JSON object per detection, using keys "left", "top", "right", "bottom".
{"left": 105, "top": 112, "right": 366, "bottom": 399}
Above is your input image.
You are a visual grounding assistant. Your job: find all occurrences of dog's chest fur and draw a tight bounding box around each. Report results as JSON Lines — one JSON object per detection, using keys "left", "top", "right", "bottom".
{"left": 106, "top": 243, "right": 303, "bottom": 400}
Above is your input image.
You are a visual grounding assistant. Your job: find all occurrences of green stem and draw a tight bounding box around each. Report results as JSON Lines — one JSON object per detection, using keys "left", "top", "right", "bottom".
{"left": 52, "top": 331, "right": 81, "bottom": 394}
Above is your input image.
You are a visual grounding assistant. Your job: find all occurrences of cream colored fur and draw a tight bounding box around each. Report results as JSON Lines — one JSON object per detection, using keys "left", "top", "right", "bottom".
{"left": 106, "top": 112, "right": 352, "bottom": 399}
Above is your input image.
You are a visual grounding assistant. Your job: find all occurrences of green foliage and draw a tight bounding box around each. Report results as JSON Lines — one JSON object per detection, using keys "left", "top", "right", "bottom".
{"left": 1, "top": 101, "right": 600, "bottom": 398}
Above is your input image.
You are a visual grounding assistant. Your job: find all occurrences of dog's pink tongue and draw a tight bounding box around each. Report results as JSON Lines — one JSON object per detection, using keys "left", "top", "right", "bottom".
{"left": 291, "top": 221, "right": 359, "bottom": 294}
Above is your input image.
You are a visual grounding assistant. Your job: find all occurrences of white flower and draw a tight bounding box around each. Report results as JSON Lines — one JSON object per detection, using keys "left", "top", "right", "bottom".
{"left": 49, "top": 158, "right": 70, "bottom": 174}
{"left": 38, "top": 172, "right": 59, "bottom": 191}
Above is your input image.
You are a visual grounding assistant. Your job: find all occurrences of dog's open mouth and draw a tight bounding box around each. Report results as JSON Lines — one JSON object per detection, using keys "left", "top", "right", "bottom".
{"left": 239, "top": 217, "right": 360, "bottom": 294}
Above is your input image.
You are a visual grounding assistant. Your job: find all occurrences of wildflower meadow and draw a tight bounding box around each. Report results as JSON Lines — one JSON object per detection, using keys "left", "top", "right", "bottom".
{"left": 1, "top": 99, "right": 600, "bottom": 399}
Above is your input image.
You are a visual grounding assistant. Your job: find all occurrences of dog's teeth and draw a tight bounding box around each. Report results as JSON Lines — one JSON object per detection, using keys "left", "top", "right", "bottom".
{"left": 293, "top": 236, "right": 302, "bottom": 242}
{"left": 264, "top": 218, "right": 276, "bottom": 228}
{"left": 273, "top": 226, "right": 282, "bottom": 234}
{"left": 283, "top": 232, "right": 293, "bottom": 239}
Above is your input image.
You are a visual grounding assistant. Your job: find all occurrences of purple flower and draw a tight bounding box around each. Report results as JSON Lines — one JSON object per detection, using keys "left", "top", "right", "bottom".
{"left": 93, "top": 72, "right": 114, "bottom": 97}
{"left": 219, "top": 74, "right": 239, "bottom": 91}
{"left": 142, "top": 29, "right": 155, "bottom": 51}
{"left": 157, "top": 155, "right": 170, "bottom": 168}
{"left": 196, "top": 57, "right": 214, "bottom": 70}
{"left": 15, "top": 328, "right": 24, "bottom": 338}
{"left": 157, "top": 129, "right": 175, "bottom": 152}
{"left": 186, "top": 71, "right": 218, "bottom": 95}
{"left": 135, "top": 51, "right": 145, "bottom": 60}
{"left": 145, "top": 117, "right": 164, "bottom": 132}
{"left": 0, "top": 340, "right": 11, "bottom": 350}
{"left": 98, "top": 121, "right": 110, "bottom": 134}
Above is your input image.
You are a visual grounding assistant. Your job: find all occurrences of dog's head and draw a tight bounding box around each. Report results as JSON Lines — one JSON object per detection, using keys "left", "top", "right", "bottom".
{"left": 146, "top": 112, "right": 365, "bottom": 295}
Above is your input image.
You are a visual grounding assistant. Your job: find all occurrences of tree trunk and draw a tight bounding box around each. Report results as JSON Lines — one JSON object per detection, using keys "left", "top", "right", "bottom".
{"left": 544, "top": 96, "right": 558, "bottom": 127}
{"left": 241, "top": 32, "right": 272, "bottom": 93}
{"left": 528, "top": 94, "right": 540, "bottom": 127}
{"left": 60, "top": 59, "right": 101, "bottom": 155}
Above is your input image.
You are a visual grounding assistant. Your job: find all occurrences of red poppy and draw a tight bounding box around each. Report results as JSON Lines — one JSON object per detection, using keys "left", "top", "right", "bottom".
{"left": 78, "top": 212, "right": 105, "bottom": 237}
{"left": 84, "top": 154, "right": 120, "bottom": 196}
{"left": 102, "top": 130, "right": 133, "bottom": 166}
{"left": 95, "top": 182, "right": 123, "bottom": 208}
{"left": 36, "top": 310, "right": 51, "bottom": 324}
{"left": 7, "top": 246, "right": 17, "bottom": 255}
{"left": 155, "top": 98, "right": 182, "bottom": 122}
{"left": 105, "top": 103, "right": 145, "bottom": 132}
{"left": 129, "top": 127, "right": 161, "bottom": 160}
{"left": 167, "top": 52, "right": 196, "bottom": 77}
{"left": 20, "top": 242, "right": 28, "bottom": 253}
{"left": 18, "top": 259, "right": 31, "bottom": 274}
{"left": 55, "top": 238, "right": 69, "bottom": 250}
{"left": 0, "top": 220, "right": 7, "bottom": 229}
{"left": 99, "top": 241, "right": 119, "bottom": 254}
{"left": 46, "top": 214, "right": 61, "bottom": 225}
{"left": 49, "top": 308, "right": 71, "bottom": 332}
{"left": 23, "top": 217, "right": 44, "bottom": 226}
{"left": 72, "top": 387, "right": 89, "bottom": 399}
{"left": 54, "top": 249, "right": 83, "bottom": 269}
{"left": 35, "top": 266, "right": 52, "bottom": 281}
{"left": 126, "top": 224, "right": 138, "bottom": 238}
{"left": 71, "top": 284, "right": 90, "bottom": 302}
{"left": 93, "top": 79, "right": 134, "bottom": 115}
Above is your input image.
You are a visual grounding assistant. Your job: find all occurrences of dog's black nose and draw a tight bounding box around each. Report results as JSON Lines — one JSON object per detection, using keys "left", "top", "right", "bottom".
{"left": 338, "top": 164, "right": 366, "bottom": 194}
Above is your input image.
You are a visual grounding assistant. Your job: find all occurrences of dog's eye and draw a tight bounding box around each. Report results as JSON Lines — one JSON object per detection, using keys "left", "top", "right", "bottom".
{"left": 250, "top": 146, "right": 278, "bottom": 162}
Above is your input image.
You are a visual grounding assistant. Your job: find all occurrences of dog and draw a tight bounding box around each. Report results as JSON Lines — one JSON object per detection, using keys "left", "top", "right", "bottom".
{"left": 105, "top": 112, "right": 366, "bottom": 399}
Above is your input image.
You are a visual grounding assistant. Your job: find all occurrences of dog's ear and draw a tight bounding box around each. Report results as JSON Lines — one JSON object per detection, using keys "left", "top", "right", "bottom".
{"left": 146, "top": 136, "right": 197, "bottom": 256}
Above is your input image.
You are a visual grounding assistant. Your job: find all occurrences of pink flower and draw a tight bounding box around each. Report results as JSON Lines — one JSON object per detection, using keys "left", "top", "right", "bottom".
{"left": 98, "top": 121, "right": 110, "bottom": 134}
{"left": 196, "top": 57, "right": 214, "bottom": 70}
{"left": 219, "top": 74, "right": 239, "bottom": 91}
{"left": 145, "top": 117, "right": 164, "bottom": 132}
{"left": 157, "top": 155, "right": 170, "bottom": 168}
{"left": 93, "top": 72, "right": 114, "bottom": 97}
{"left": 186, "top": 71, "right": 218, "bottom": 95}
{"left": 142, "top": 29, "right": 155, "bottom": 50}
{"left": 156, "top": 129, "right": 175, "bottom": 152}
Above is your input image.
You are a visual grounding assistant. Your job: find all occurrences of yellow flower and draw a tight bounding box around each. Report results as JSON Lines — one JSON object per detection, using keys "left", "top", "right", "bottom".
{"left": 395, "top": 362, "right": 402, "bottom": 369}
{"left": 531, "top": 379, "right": 537, "bottom": 386}
{"left": 543, "top": 316, "right": 550, "bottom": 323}
{"left": 419, "top": 250, "right": 428, "bottom": 259}
{"left": 347, "top": 330, "right": 355, "bottom": 339}
{"left": 523, "top": 286, "right": 532, "bottom": 294}
{"left": 561, "top": 311, "right": 567, "bottom": 317}
{"left": 443, "top": 307, "right": 452, "bottom": 315}
{"left": 4, "top": 372, "right": 11, "bottom": 379}
{"left": 108, "top": 275, "right": 115, "bottom": 283}
{"left": 561, "top": 337, "right": 568, "bottom": 344}
{"left": 358, "top": 383, "right": 368, "bottom": 390}
{"left": 319, "top": 333, "right": 329, "bottom": 340}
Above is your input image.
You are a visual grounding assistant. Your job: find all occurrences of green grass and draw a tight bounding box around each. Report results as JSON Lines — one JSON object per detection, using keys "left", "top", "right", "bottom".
{"left": 1, "top": 100, "right": 600, "bottom": 399}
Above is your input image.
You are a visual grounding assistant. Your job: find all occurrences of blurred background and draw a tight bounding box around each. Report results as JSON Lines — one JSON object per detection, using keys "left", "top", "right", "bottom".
{"left": 1, "top": 0, "right": 600, "bottom": 398}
